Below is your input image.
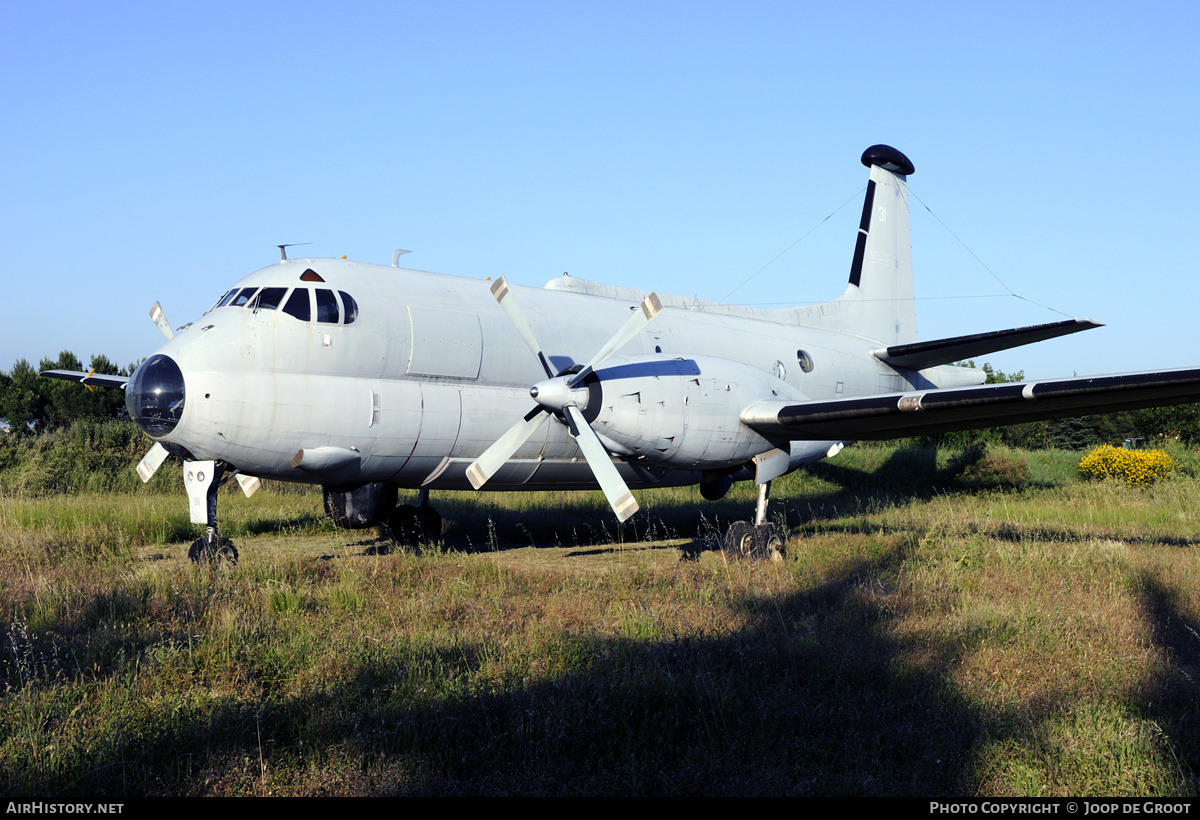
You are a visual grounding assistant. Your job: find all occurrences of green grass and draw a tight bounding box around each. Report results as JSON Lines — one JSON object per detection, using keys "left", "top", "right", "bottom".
{"left": 2, "top": 442, "right": 1199, "bottom": 795}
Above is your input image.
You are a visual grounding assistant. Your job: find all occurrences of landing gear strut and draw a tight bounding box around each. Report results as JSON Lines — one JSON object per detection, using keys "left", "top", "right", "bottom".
{"left": 722, "top": 481, "right": 784, "bottom": 563}
{"left": 184, "top": 460, "right": 239, "bottom": 565}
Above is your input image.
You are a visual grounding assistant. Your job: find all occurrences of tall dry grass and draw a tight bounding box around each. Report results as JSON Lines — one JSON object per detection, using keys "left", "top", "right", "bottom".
{"left": 2, "top": 442, "right": 1198, "bottom": 795}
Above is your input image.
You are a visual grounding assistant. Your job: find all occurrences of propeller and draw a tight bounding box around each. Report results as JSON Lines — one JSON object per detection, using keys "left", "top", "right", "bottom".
{"left": 136, "top": 442, "right": 169, "bottom": 482}
{"left": 150, "top": 301, "right": 174, "bottom": 341}
{"left": 467, "top": 276, "right": 662, "bottom": 521}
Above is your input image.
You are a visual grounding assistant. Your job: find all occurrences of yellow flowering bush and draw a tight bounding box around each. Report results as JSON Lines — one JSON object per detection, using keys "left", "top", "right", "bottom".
{"left": 1078, "top": 444, "right": 1177, "bottom": 486}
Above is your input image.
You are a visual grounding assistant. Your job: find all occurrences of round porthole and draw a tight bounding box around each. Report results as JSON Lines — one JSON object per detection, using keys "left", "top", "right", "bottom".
{"left": 797, "top": 349, "right": 814, "bottom": 373}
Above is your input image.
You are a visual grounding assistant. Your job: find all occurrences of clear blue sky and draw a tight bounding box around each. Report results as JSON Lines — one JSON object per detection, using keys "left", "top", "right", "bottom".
{"left": 3, "top": 1, "right": 1197, "bottom": 380}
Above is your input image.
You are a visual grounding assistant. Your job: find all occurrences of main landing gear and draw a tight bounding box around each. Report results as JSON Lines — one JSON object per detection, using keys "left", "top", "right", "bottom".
{"left": 722, "top": 481, "right": 785, "bottom": 563}
{"left": 384, "top": 488, "right": 442, "bottom": 550}
{"left": 184, "top": 460, "right": 240, "bottom": 565}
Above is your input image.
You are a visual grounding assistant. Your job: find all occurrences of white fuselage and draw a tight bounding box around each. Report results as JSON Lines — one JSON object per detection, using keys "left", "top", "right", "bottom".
{"left": 147, "top": 257, "right": 967, "bottom": 492}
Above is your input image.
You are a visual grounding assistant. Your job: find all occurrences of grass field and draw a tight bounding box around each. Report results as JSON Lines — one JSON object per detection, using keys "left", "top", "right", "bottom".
{"left": 2, "top": 444, "right": 1199, "bottom": 795}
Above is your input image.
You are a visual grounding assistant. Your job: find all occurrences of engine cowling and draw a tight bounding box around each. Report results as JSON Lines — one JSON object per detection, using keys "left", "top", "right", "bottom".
{"left": 584, "top": 354, "right": 807, "bottom": 469}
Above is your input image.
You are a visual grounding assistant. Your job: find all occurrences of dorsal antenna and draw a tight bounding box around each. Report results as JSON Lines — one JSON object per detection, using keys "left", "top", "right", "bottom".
{"left": 277, "top": 243, "right": 311, "bottom": 262}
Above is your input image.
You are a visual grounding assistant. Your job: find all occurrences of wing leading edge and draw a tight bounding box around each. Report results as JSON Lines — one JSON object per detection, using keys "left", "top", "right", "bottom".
{"left": 40, "top": 370, "right": 130, "bottom": 390}
{"left": 741, "top": 368, "right": 1200, "bottom": 442}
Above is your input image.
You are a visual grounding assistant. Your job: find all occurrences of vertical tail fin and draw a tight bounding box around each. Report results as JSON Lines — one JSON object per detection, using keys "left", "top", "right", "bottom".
{"left": 847, "top": 145, "right": 916, "bottom": 344}
{"left": 782, "top": 145, "right": 917, "bottom": 346}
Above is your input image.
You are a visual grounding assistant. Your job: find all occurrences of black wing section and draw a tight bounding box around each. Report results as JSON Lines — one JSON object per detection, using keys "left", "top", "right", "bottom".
{"left": 742, "top": 368, "right": 1200, "bottom": 441}
{"left": 873, "top": 318, "right": 1102, "bottom": 371}
{"left": 40, "top": 370, "right": 130, "bottom": 390}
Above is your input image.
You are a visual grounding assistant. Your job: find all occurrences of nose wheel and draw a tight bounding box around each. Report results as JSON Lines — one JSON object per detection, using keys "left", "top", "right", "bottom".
{"left": 183, "top": 460, "right": 239, "bottom": 566}
{"left": 189, "top": 531, "right": 239, "bottom": 565}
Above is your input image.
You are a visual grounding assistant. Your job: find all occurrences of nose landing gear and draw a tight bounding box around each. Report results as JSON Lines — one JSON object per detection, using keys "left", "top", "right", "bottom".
{"left": 183, "top": 460, "right": 240, "bottom": 565}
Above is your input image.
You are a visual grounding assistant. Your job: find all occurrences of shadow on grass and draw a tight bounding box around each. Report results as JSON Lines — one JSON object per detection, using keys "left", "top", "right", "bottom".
{"left": 0, "top": 541, "right": 978, "bottom": 796}
{"left": 424, "top": 446, "right": 986, "bottom": 555}
{"left": 1133, "top": 572, "right": 1200, "bottom": 788}
{"left": 7, "top": 531, "right": 1199, "bottom": 795}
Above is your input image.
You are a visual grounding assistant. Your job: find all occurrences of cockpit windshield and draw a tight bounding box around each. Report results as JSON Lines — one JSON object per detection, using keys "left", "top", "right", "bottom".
{"left": 206, "top": 283, "right": 360, "bottom": 325}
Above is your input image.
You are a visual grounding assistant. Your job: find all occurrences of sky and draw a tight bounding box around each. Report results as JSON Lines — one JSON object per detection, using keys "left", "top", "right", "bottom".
{"left": 3, "top": 0, "right": 1198, "bottom": 380}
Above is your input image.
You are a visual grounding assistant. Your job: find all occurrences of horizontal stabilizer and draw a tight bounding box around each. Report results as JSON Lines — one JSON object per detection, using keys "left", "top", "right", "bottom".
{"left": 742, "top": 367, "right": 1200, "bottom": 442}
{"left": 873, "top": 318, "right": 1102, "bottom": 371}
{"left": 40, "top": 370, "right": 130, "bottom": 390}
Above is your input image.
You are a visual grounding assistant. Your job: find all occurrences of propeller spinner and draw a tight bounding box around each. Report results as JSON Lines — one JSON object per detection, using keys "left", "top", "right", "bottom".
{"left": 466, "top": 276, "right": 663, "bottom": 521}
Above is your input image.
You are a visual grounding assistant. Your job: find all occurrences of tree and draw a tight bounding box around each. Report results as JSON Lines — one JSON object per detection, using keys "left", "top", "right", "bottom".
{"left": 0, "top": 358, "right": 48, "bottom": 432}
{"left": 1136, "top": 404, "right": 1200, "bottom": 444}
{"left": 0, "top": 351, "right": 129, "bottom": 432}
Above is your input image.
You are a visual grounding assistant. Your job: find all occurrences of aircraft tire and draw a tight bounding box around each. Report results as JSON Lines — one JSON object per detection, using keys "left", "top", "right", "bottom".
{"left": 754, "top": 524, "right": 785, "bottom": 563}
{"left": 188, "top": 536, "right": 238, "bottom": 566}
{"left": 416, "top": 506, "right": 442, "bottom": 545}
{"left": 387, "top": 505, "right": 422, "bottom": 548}
{"left": 722, "top": 521, "right": 755, "bottom": 561}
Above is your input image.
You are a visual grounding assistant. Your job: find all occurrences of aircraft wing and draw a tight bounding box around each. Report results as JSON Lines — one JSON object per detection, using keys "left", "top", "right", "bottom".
{"left": 40, "top": 370, "right": 130, "bottom": 390}
{"left": 872, "top": 318, "right": 1103, "bottom": 371}
{"left": 741, "top": 367, "right": 1200, "bottom": 441}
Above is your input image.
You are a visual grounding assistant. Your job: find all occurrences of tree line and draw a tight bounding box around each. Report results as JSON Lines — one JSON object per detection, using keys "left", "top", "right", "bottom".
{"left": 0, "top": 352, "right": 134, "bottom": 432}
{"left": 929, "top": 362, "right": 1200, "bottom": 449}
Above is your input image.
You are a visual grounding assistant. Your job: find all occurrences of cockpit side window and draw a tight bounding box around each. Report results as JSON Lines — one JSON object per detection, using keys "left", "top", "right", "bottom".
{"left": 339, "top": 291, "right": 359, "bottom": 324}
{"left": 252, "top": 287, "right": 287, "bottom": 311}
{"left": 231, "top": 287, "right": 259, "bottom": 307}
{"left": 315, "top": 289, "right": 340, "bottom": 324}
{"left": 282, "top": 288, "right": 311, "bottom": 321}
{"left": 207, "top": 288, "right": 239, "bottom": 313}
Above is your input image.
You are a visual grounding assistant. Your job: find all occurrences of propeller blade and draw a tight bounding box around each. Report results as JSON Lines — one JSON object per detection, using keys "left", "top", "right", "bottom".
{"left": 466, "top": 407, "right": 551, "bottom": 489}
{"left": 569, "top": 292, "right": 663, "bottom": 386}
{"left": 563, "top": 405, "right": 638, "bottom": 522}
{"left": 136, "top": 442, "right": 169, "bottom": 483}
{"left": 490, "top": 276, "right": 555, "bottom": 378}
{"left": 150, "top": 302, "right": 174, "bottom": 341}
{"left": 235, "top": 474, "right": 261, "bottom": 497}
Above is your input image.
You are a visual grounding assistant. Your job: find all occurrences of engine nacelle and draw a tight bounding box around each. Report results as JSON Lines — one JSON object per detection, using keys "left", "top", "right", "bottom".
{"left": 323, "top": 482, "right": 398, "bottom": 528}
{"left": 586, "top": 354, "right": 807, "bottom": 469}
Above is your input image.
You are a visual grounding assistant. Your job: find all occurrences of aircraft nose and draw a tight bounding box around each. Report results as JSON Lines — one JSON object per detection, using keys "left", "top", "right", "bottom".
{"left": 125, "top": 354, "right": 186, "bottom": 438}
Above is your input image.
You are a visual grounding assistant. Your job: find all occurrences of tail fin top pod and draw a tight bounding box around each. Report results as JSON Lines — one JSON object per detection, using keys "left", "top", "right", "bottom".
{"left": 782, "top": 145, "right": 917, "bottom": 347}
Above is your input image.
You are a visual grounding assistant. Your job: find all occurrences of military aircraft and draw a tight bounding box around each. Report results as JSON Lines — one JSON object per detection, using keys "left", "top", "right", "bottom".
{"left": 42, "top": 144, "right": 1200, "bottom": 563}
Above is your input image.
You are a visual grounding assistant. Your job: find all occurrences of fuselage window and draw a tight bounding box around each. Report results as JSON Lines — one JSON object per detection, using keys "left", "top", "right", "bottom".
{"left": 315, "top": 289, "right": 340, "bottom": 324}
{"left": 231, "top": 287, "right": 259, "bottom": 307}
{"left": 282, "top": 288, "right": 311, "bottom": 321}
{"left": 339, "top": 291, "right": 359, "bottom": 324}
{"left": 797, "top": 349, "right": 814, "bottom": 373}
{"left": 252, "top": 287, "right": 287, "bottom": 311}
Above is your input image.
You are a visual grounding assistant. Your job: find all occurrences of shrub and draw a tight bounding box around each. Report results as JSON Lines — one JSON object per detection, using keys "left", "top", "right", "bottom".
{"left": 1078, "top": 444, "right": 1176, "bottom": 486}
{"left": 946, "top": 442, "right": 1029, "bottom": 489}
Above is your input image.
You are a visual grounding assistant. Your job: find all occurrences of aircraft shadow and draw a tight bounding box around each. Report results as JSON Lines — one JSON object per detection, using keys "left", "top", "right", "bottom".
{"left": 424, "top": 447, "right": 997, "bottom": 556}
{"left": 0, "top": 543, "right": 975, "bottom": 795}
{"left": 1131, "top": 572, "right": 1200, "bottom": 777}
{"left": 9, "top": 535, "right": 1198, "bottom": 796}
